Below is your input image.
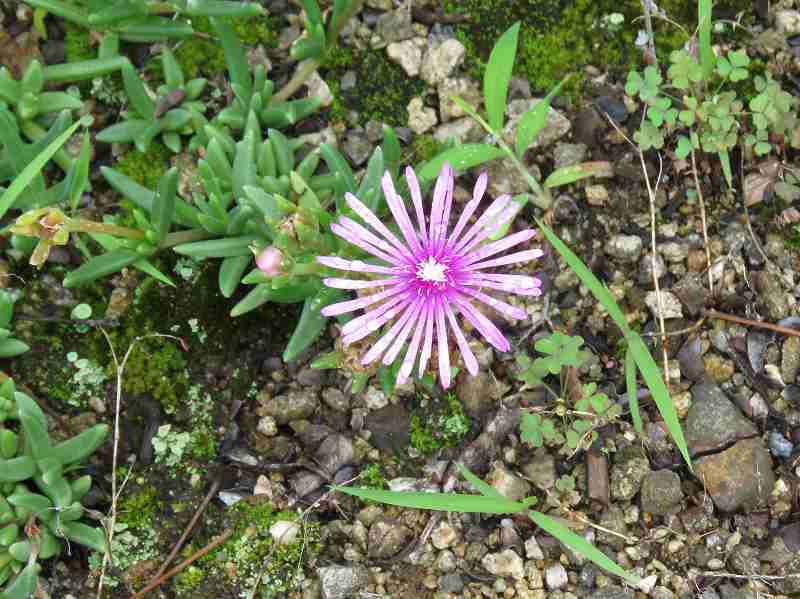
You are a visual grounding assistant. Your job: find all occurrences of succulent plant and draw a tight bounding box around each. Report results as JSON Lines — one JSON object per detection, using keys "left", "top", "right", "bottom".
{"left": 97, "top": 48, "right": 207, "bottom": 154}
{"left": 0, "top": 378, "right": 109, "bottom": 596}
{"left": 22, "top": 0, "right": 264, "bottom": 42}
{"left": 0, "top": 292, "right": 29, "bottom": 359}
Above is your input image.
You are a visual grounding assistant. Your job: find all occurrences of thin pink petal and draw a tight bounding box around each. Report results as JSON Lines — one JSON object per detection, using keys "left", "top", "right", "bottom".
{"left": 436, "top": 297, "right": 451, "bottom": 388}
{"left": 457, "top": 201, "right": 524, "bottom": 256}
{"left": 405, "top": 166, "right": 428, "bottom": 245}
{"left": 382, "top": 300, "right": 424, "bottom": 365}
{"left": 452, "top": 294, "right": 510, "bottom": 352}
{"left": 323, "top": 277, "right": 403, "bottom": 290}
{"left": 382, "top": 172, "right": 423, "bottom": 255}
{"left": 462, "top": 277, "right": 543, "bottom": 296}
{"left": 428, "top": 163, "right": 452, "bottom": 244}
{"left": 344, "top": 192, "right": 410, "bottom": 258}
{"left": 460, "top": 287, "right": 528, "bottom": 320}
{"left": 343, "top": 297, "right": 412, "bottom": 344}
{"left": 398, "top": 299, "right": 429, "bottom": 384}
{"left": 460, "top": 230, "right": 538, "bottom": 267}
{"left": 451, "top": 195, "right": 511, "bottom": 255}
{"left": 339, "top": 217, "right": 415, "bottom": 265}
{"left": 463, "top": 249, "right": 543, "bottom": 271}
{"left": 317, "top": 256, "right": 402, "bottom": 275}
{"left": 435, "top": 167, "right": 454, "bottom": 251}
{"left": 323, "top": 284, "right": 407, "bottom": 317}
{"left": 444, "top": 300, "right": 479, "bottom": 376}
{"left": 341, "top": 292, "right": 409, "bottom": 336}
{"left": 445, "top": 171, "right": 487, "bottom": 252}
{"left": 362, "top": 300, "right": 418, "bottom": 364}
{"left": 418, "top": 299, "right": 436, "bottom": 377}
{"left": 330, "top": 223, "right": 405, "bottom": 266}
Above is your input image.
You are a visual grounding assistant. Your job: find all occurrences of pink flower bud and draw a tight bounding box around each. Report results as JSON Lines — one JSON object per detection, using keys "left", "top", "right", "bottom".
{"left": 256, "top": 247, "right": 283, "bottom": 277}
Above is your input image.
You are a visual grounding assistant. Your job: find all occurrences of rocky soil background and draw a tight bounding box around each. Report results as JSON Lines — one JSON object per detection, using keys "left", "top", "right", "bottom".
{"left": 3, "top": 0, "right": 800, "bottom": 598}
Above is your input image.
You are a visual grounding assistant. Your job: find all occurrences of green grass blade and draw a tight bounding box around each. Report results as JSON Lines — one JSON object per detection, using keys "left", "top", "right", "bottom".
{"left": 483, "top": 22, "right": 520, "bottom": 132}
{"left": 537, "top": 220, "right": 692, "bottom": 470}
{"left": 334, "top": 486, "right": 527, "bottom": 514}
{"left": 698, "top": 0, "right": 714, "bottom": 80}
{"left": 625, "top": 345, "right": 641, "bottom": 432}
{"left": 0, "top": 114, "right": 88, "bottom": 220}
{"left": 627, "top": 333, "right": 692, "bottom": 470}
{"left": 530, "top": 511, "right": 640, "bottom": 584}
{"left": 456, "top": 463, "right": 506, "bottom": 500}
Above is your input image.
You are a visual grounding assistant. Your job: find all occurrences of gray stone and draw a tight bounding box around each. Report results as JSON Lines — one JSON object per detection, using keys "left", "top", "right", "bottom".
{"left": 305, "top": 72, "right": 333, "bottom": 107}
{"left": 521, "top": 449, "right": 556, "bottom": 491}
{"left": 439, "top": 573, "right": 464, "bottom": 594}
{"left": 610, "top": 451, "right": 650, "bottom": 501}
{"left": 374, "top": 8, "right": 415, "bottom": 43}
{"left": 775, "top": 9, "right": 800, "bottom": 35}
{"left": 781, "top": 336, "right": 800, "bottom": 384}
{"left": 754, "top": 271, "right": 792, "bottom": 321}
{"left": 368, "top": 519, "right": 413, "bottom": 559}
{"left": 645, "top": 290, "right": 684, "bottom": 319}
{"left": 606, "top": 234, "right": 643, "bottom": 262}
{"left": 590, "top": 586, "right": 634, "bottom": 599}
{"left": 482, "top": 549, "right": 525, "bottom": 580}
{"left": 685, "top": 380, "right": 757, "bottom": 454}
{"left": 342, "top": 129, "right": 372, "bottom": 167}
{"left": 322, "top": 388, "right": 350, "bottom": 412}
{"left": 502, "top": 98, "right": 570, "bottom": 150}
{"left": 597, "top": 505, "right": 628, "bottom": 550}
{"left": 431, "top": 520, "right": 458, "bottom": 550}
{"left": 297, "top": 367, "right": 328, "bottom": 386}
{"left": 640, "top": 470, "right": 684, "bottom": 515}
{"left": 319, "top": 565, "right": 369, "bottom": 599}
{"left": 553, "top": 143, "right": 588, "bottom": 169}
{"left": 434, "top": 117, "right": 480, "bottom": 144}
{"left": 638, "top": 254, "right": 666, "bottom": 285}
{"left": 438, "top": 77, "right": 481, "bottom": 121}
{"left": 386, "top": 38, "right": 425, "bottom": 77}
{"left": 545, "top": 564, "right": 568, "bottom": 590}
{"left": 420, "top": 39, "right": 465, "bottom": 85}
{"left": 364, "top": 403, "right": 410, "bottom": 453}
{"left": 340, "top": 70, "right": 357, "bottom": 90}
{"left": 260, "top": 389, "right": 318, "bottom": 424}
{"left": 455, "top": 370, "right": 495, "bottom": 417}
{"left": 694, "top": 438, "right": 775, "bottom": 512}
{"left": 315, "top": 434, "right": 355, "bottom": 476}
{"left": 487, "top": 463, "right": 531, "bottom": 502}
{"left": 407, "top": 97, "right": 437, "bottom": 135}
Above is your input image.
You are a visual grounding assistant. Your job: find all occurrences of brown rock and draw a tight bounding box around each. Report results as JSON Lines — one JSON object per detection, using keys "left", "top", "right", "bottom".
{"left": 694, "top": 438, "right": 775, "bottom": 512}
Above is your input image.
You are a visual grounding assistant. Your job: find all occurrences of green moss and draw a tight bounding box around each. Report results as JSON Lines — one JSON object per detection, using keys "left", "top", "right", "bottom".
{"left": 408, "top": 134, "right": 446, "bottom": 165}
{"left": 114, "top": 336, "right": 188, "bottom": 414}
{"left": 409, "top": 392, "right": 471, "bottom": 455}
{"left": 188, "top": 499, "right": 320, "bottom": 597}
{"left": 174, "top": 565, "right": 206, "bottom": 595}
{"left": 64, "top": 22, "right": 94, "bottom": 63}
{"left": 118, "top": 485, "right": 160, "bottom": 530}
{"left": 321, "top": 47, "right": 425, "bottom": 126}
{"left": 169, "top": 15, "right": 280, "bottom": 81}
{"left": 115, "top": 143, "right": 171, "bottom": 190}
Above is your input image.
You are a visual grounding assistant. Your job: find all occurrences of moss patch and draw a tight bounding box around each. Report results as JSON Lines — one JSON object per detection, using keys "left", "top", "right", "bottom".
{"left": 64, "top": 22, "right": 94, "bottom": 63}
{"left": 409, "top": 392, "right": 471, "bottom": 455}
{"left": 321, "top": 47, "right": 426, "bottom": 126}
{"left": 176, "top": 499, "right": 320, "bottom": 597}
{"left": 115, "top": 143, "right": 171, "bottom": 190}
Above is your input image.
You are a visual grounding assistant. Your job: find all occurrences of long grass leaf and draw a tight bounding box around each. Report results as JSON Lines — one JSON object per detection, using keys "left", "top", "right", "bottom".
{"left": 483, "top": 22, "right": 520, "bottom": 132}
{"left": 628, "top": 333, "right": 692, "bottom": 470}
{"left": 334, "top": 486, "right": 527, "bottom": 514}
{"left": 698, "top": 0, "right": 714, "bottom": 80}
{"left": 0, "top": 114, "right": 87, "bottom": 220}
{"left": 625, "top": 345, "right": 641, "bottom": 432}
{"left": 529, "top": 511, "right": 640, "bottom": 584}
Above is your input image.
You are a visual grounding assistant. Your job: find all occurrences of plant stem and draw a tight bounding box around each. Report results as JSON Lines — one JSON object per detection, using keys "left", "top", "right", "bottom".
{"left": 272, "top": 0, "right": 365, "bottom": 103}
{"left": 20, "top": 120, "right": 73, "bottom": 173}
{"left": 70, "top": 220, "right": 147, "bottom": 240}
{"left": 162, "top": 228, "right": 214, "bottom": 247}
{"left": 690, "top": 148, "right": 713, "bottom": 294}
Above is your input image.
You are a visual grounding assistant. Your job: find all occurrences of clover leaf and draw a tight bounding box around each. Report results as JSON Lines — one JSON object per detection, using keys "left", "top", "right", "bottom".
{"left": 634, "top": 120, "right": 665, "bottom": 151}
{"left": 625, "top": 66, "right": 662, "bottom": 102}
{"left": 667, "top": 50, "right": 703, "bottom": 90}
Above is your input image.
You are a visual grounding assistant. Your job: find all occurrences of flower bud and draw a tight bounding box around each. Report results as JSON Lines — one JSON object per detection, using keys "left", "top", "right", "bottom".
{"left": 256, "top": 246, "right": 283, "bottom": 277}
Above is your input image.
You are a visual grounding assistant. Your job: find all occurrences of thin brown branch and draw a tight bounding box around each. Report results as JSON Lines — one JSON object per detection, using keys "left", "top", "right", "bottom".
{"left": 149, "top": 478, "right": 222, "bottom": 583}
{"left": 703, "top": 310, "right": 800, "bottom": 338}
{"left": 690, "top": 148, "right": 714, "bottom": 295}
{"left": 127, "top": 530, "right": 233, "bottom": 599}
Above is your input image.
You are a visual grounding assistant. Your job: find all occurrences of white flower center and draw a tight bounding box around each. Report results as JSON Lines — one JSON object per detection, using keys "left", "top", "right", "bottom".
{"left": 416, "top": 257, "right": 448, "bottom": 283}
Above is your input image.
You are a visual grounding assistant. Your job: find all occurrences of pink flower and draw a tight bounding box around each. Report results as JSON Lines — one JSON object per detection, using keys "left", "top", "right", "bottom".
{"left": 256, "top": 246, "right": 283, "bottom": 276}
{"left": 317, "top": 163, "right": 543, "bottom": 388}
